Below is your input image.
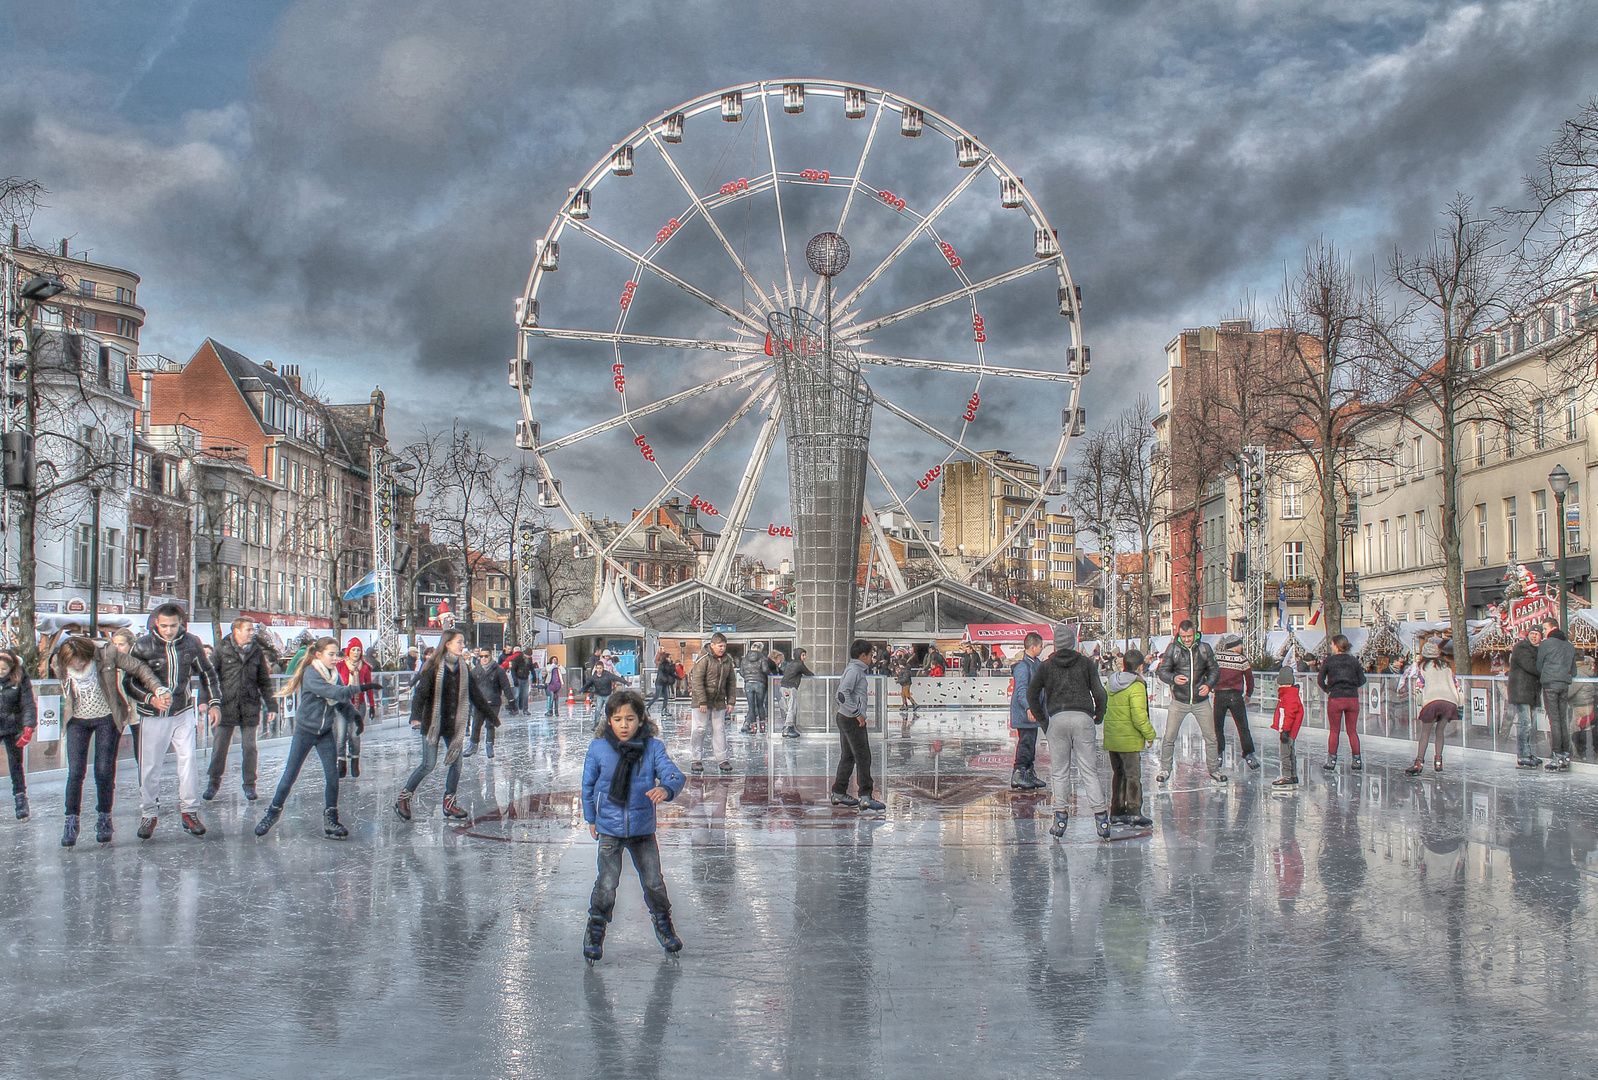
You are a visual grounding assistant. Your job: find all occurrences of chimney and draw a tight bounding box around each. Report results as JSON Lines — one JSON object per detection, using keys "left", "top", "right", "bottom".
{"left": 59, "top": 239, "right": 68, "bottom": 257}
{"left": 263, "top": 360, "right": 275, "bottom": 372}
{"left": 282, "top": 364, "right": 301, "bottom": 392}
{"left": 140, "top": 372, "right": 152, "bottom": 435}
{"left": 8, "top": 224, "right": 16, "bottom": 247}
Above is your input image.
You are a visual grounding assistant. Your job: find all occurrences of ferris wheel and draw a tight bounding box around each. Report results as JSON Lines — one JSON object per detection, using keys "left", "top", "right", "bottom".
{"left": 511, "top": 79, "right": 1088, "bottom": 597}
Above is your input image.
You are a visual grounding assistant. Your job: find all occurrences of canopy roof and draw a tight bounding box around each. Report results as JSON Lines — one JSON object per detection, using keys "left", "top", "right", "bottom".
{"left": 629, "top": 580, "right": 794, "bottom": 637}
{"left": 855, "top": 580, "right": 1053, "bottom": 640}
{"left": 568, "top": 580, "right": 648, "bottom": 639}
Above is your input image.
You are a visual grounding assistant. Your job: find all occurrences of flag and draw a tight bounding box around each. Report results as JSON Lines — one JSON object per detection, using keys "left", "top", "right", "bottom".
{"left": 1308, "top": 603, "right": 1322, "bottom": 627}
{"left": 342, "top": 571, "right": 379, "bottom": 601}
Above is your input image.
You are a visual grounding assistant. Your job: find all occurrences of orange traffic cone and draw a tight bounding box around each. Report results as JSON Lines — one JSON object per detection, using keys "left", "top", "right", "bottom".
{"left": 566, "top": 684, "right": 576, "bottom": 712}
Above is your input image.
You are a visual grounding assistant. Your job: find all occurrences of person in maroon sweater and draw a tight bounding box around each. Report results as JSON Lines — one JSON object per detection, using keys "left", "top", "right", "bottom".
{"left": 1212, "top": 635, "right": 1259, "bottom": 769}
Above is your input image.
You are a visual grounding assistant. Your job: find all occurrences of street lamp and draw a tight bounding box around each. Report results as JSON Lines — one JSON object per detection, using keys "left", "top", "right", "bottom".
{"left": 135, "top": 557, "right": 150, "bottom": 614}
{"left": 19, "top": 275, "right": 66, "bottom": 302}
{"left": 88, "top": 483, "right": 102, "bottom": 637}
{"left": 1549, "top": 463, "right": 1571, "bottom": 632}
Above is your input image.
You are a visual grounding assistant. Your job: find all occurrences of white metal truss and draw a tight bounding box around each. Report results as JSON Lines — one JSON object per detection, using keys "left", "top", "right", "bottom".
{"left": 1244, "top": 445, "right": 1269, "bottom": 660}
{"left": 512, "top": 81, "right": 1087, "bottom": 606}
{"left": 369, "top": 445, "right": 400, "bottom": 666}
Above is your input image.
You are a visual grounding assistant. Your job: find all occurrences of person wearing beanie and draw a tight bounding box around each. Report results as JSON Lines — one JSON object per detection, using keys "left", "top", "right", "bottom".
{"left": 334, "top": 638, "right": 376, "bottom": 778}
{"left": 1026, "top": 624, "right": 1111, "bottom": 839}
{"left": 1317, "top": 634, "right": 1368, "bottom": 772}
{"left": 1270, "top": 665, "right": 1304, "bottom": 788}
{"left": 1404, "top": 638, "right": 1460, "bottom": 777}
{"left": 1155, "top": 620, "right": 1224, "bottom": 784}
{"left": 1212, "top": 634, "right": 1259, "bottom": 770}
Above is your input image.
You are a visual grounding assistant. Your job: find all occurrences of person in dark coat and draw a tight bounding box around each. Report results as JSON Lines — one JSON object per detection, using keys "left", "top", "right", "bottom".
{"left": 0, "top": 650, "right": 36, "bottom": 821}
{"left": 1155, "top": 620, "right": 1222, "bottom": 784}
{"left": 739, "top": 644, "right": 774, "bottom": 734}
{"left": 465, "top": 649, "right": 514, "bottom": 759}
{"left": 1538, "top": 619, "right": 1578, "bottom": 770}
{"left": 1008, "top": 632, "right": 1046, "bottom": 790}
{"left": 1508, "top": 627, "right": 1544, "bottom": 767}
{"left": 395, "top": 630, "right": 497, "bottom": 822}
{"left": 1026, "top": 624, "right": 1110, "bottom": 839}
{"left": 779, "top": 648, "right": 815, "bottom": 739}
{"left": 648, "top": 651, "right": 677, "bottom": 716}
{"left": 333, "top": 639, "right": 376, "bottom": 778}
{"left": 509, "top": 648, "right": 532, "bottom": 716}
{"left": 204, "top": 617, "right": 278, "bottom": 802}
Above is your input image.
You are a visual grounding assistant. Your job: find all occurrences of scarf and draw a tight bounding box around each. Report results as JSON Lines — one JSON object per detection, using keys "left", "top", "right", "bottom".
{"left": 427, "top": 655, "right": 473, "bottom": 765}
{"left": 603, "top": 727, "right": 648, "bottom": 806}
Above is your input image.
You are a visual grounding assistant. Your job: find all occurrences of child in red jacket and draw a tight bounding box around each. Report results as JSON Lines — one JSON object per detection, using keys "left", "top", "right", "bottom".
{"left": 1270, "top": 665, "right": 1304, "bottom": 788}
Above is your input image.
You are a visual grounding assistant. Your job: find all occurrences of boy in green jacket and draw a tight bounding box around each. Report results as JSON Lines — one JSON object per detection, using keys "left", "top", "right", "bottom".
{"left": 1103, "top": 650, "right": 1156, "bottom": 828}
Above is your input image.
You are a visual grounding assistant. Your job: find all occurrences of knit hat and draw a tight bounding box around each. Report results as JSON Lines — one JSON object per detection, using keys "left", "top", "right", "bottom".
{"left": 1220, "top": 634, "right": 1243, "bottom": 650}
{"left": 1277, "top": 665, "right": 1297, "bottom": 688}
{"left": 1053, "top": 624, "right": 1079, "bottom": 651}
{"left": 345, "top": 637, "right": 363, "bottom": 652}
{"left": 1420, "top": 639, "right": 1440, "bottom": 660}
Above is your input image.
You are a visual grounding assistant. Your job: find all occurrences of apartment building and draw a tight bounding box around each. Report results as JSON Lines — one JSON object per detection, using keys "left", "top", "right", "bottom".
{"left": 937, "top": 450, "right": 1076, "bottom": 593}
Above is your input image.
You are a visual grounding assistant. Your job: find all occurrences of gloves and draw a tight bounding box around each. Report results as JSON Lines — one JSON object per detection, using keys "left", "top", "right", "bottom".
{"left": 15, "top": 726, "right": 33, "bottom": 749}
{"left": 358, "top": 682, "right": 382, "bottom": 695}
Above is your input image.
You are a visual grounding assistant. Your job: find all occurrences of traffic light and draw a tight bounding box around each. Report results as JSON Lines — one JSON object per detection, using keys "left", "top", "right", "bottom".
{"left": 1231, "top": 552, "right": 1248, "bottom": 583}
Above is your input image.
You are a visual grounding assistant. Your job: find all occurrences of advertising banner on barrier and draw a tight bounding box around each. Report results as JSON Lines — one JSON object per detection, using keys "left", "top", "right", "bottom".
{"left": 965, "top": 623, "right": 1052, "bottom": 644}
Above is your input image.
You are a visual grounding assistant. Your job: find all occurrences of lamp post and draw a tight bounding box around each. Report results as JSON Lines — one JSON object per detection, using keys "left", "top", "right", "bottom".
{"left": 88, "top": 482, "right": 102, "bottom": 636}
{"left": 135, "top": 557, "right": 149, "bottom": 614}
{"left": 1550, "top": 463, "right": 1571, "bottom": 632}
{"left": 10, "top": 274, "right": 65, "bottom": 666}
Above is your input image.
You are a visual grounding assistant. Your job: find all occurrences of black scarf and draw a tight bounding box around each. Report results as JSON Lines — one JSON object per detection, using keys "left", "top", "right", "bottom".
{"left": 603, "top": 727, "right": 648, "bottom": 806}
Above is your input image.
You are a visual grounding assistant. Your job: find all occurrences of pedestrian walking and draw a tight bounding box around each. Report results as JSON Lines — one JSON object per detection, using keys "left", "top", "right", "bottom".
{"left": 1270, "top": 666, "right": 1304, "bottom": 788}
{"left": 583, "top": 660, "right": 626, "bottom": 729}
{"left": 204, "top": 617, "right": 278, "bottom": 802}
{"left": 544, "top": 657, "right": 564, "bottom": 716}
{"left": 255, "top": 638, "right": 380, "bottom": 840}
{"left": 778, "top": 647, "right": 814, "bottom": 739}
{"left": 1508, "top": 626, "right": 1544, "bottom": 768}
{"left": 1102, "top": 650, "right": 1155, "bottom": 828}
{"left": 1318, "top": 634, "right": 1368, "bottom": 772}
{"left": 580, "top": 689, "right": 687, "bottom": 962}
{"left": 739, "top": 644, "right": 773, "bottom": 734}
{"left": 1027, "top": 624, "right": 1110, "bottom": 838}
{"left": 1212, "top": 634, "right": 1260, "bottom": 770}
{"left": 127, "top": 603, "right": 221, "bottom": 840}
{"left": 510, "top": 648, "right": 532, "bottom": 716}
{"left": 688, "top": 633, "right": 736, "bottom": 775}
{"left": 647, "top": 651, "right": 676, "bottom": 716}
{"left": 0, "top": 650, "right": 36, "bottom": 822}
{"left": 1154, "top": 620, "right": 1223, "bottom": 785}
{"left": 53, "top": 636, "right": 163, "bottom": 845}
{"left": 1404, "top": 639, "right": 1460, "bottom": 776}
{"left": 394, "top": 630, "right": 497, "bottom": 822}
{"left": 892, "top": 649, "right": 917, "bottom": 714}
{"left": 1008, "top": 632, "right": 1046, "bottom": 791}
{"left": 831, "top": 639, "right": 884, "bottom": 810}
{"left": 333, "top": 639, "right": 376, "bottom": 777}
{"left": 1538, "top": 617, "right": 1577, "bottom": 771}
{"left": 465, "top": 649, "right": 513, "bottom": 759}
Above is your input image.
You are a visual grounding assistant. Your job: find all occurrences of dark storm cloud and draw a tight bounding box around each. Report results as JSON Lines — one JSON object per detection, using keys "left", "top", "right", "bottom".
{"left": 3, "top": 0, "right": 1597, "bottom": 512}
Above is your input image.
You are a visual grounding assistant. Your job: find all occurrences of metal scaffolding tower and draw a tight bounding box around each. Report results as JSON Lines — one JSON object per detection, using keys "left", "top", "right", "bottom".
{"left": 1241, "top": 445, "right": 1269, "bottom": 659}
{"left": 370, "top": 446, "right": 401, "bottom": 666}
{"left": 515, "top": 519, "right": 537, "bottom": 648}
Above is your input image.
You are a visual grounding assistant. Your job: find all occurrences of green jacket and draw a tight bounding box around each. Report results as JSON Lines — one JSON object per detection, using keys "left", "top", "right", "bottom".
{"left": 1102, "top": 672, "right": 1155, "bottom": 752}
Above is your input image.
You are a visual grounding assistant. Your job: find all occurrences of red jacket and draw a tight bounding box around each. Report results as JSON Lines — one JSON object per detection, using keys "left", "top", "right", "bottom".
{"left": 1271, "top": 684, "right": 1304, "bottom": 738}
{"left": 336, "top": 658, "right": 376, "bottom": 710}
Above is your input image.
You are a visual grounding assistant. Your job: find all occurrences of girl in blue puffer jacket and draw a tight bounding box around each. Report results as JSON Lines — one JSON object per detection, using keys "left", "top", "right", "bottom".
{"left": 580, "top": 689, "right": 686, "bottom": 963}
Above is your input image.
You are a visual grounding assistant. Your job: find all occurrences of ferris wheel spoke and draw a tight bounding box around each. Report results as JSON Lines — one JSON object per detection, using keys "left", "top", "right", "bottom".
{"left": 647, "top": 131, "right": 778, "bottom": 317}
{"left": 870, "top": 393, "right": 1044, "bottom": 499}
{"left": 702, "top": 400, "right": 783, "bottom": 589}
{"left": 866, "top": 454, "right": 959, "bottom": 580}
{"left": 528, "top": 327, "right": 755, "bottom": 355}
{"left": 834, "top": 161, "right": 990, "bottom": 315}
{"left": 565, "top": 219, "right": 767, "bottom": 334}
{"left": 857, "top": 352, "right": 1076, "bottom": 383}
{"left": 861, "top": 503, "right": 907, "bottom": 595}
{"left": 538, "top": 364, "right": 770, "bottom": 454}
{"left": 759, "top": 86, "right": 797, "bottom": 306}
{"left": 841, "top": 261, "right": 1056, "bottom": 338}
{"left": 836, "top": 97, "right": 887, "bottom": 234}
{"left": 600, "top": 377, "right": 773, "bottom": 559}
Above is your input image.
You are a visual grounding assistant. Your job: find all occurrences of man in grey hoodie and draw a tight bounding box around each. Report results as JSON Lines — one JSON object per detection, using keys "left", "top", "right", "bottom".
{"left": 1538, "top": 617, "right": 1578, "bottom": 770}
{"left": 831, "top": 639, "right": 884, "bottom": 811}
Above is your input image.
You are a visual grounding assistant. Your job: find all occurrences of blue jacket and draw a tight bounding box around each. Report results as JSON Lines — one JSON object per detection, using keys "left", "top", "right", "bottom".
{"left": 581, "top": 735, "right": 686, "bottom": 838}
{"left": 293, "top": 664, "right": 365, "bottom": 737}
{"left": 1010, "top": 653, "right": 1041, "bottom": 730}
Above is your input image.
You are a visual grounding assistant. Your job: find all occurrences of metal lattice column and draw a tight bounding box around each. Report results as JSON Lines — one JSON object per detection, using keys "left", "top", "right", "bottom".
{"left": 770, "top": 298, "right": 872, "bottom": 678}
{"left": 371, "top": 447, "right": 400, "bottom": 666}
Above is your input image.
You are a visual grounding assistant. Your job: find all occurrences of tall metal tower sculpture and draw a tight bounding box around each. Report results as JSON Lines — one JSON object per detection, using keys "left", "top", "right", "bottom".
{"left": 768, "top": 233, "right": 873, "bottom": 676}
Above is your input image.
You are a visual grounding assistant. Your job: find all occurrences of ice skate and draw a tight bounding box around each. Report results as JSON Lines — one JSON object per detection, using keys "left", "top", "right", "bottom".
{"left": 61, "top": 814, "right": 79, "bottom": 847}
{"left": 652, "top": 912, "right": 683, "bottom": 954}
{"left": 582, "top": 917, "right": 606, "bottom": 964}
{"left": 1049, "top": 811, "right": 1068, "bottom": 839}
{"left": 1102, "top": 814, "right": 1152, "bottom": 842}
{"left": 14, "top": 793, "right": 27, "bottom": 820}
{"left": 95, "top": 813, "right": 113, "bottom": 843}
{"left": 323, "top": 808, "right": 348, "bottom": 840}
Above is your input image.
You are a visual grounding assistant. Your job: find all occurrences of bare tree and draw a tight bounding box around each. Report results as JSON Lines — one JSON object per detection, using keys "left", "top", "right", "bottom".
{"left": 1366, "top": 197, "right": 1523, "bottom": 673}
{"left": 1108, "top": 397, "right": 1170, "bottom": 651}
{"left": 1261, "top": 240, "right": 1382, "bottom": 638}
{"left": 1068, "top": 425, "right": 1122, "bottom": 633}
{"left": 410, "top": 424, "right": 508, "bottom": 631}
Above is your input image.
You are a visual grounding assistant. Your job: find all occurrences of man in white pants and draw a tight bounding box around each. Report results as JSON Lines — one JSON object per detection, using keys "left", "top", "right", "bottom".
{"left": 688, "top": 633, "right": 737, "bottom": 775}
{"left": 126, "top": 604, "right": 221, "bottom": 839}
{"left": 1025, "top": 624, "right": 1111, "bottom": 840}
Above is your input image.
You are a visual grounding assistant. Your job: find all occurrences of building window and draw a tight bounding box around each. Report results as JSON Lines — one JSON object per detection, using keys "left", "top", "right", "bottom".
{"left": 1565, "top": 392, "right": 1580, "bottom": 441}
{"left": 1477, "top": 504, "right": 1488, "bottom": 564}
{"left": 1535, "top": 490, "right": 1548, "bottom": 556}
{"left": 1281, "top": 482, "right": 1303, "bottom": 519}
{"left": 1380, "top": 520, "right": 1390, "bottom": 572}
{"left": 78, "top": 279, "right": 97, "bottom": 297}
{"left": 1504, "top": 497, "right": 1517, "bottom": 560}
{"left": 1397, "top": 516, "right": 1408, "bottom": 570}
{"left": 102, "top": 528, "right": 121, "bottom": 587}
{"left": 72, "top": 525, "right": 92, "bottom": 585}
{"left": 1534, "top": 402, "right": 1546, "bottom": 450}
{"left": 1362, "top": 524, "right": 1373, "bottom": 574}
{"left": 1282, "top": 542, "right": 1304, "bottom": 580}
{"left": 1504, "top": 424, "right": 1516, "bottom": 459}
{"left": 1474, "top": 423, "right": 1485, "bottom": 467}
{"left": 1415, "top": 509, "right": 1428, "bottom": 564}
{"left": 1287, "top": 614, "right": 1306, "bottom": 631}
{"left": 1567, "top": 484, "right": 1582, "bottom": 551}
{"left": 1412, "top": 436, "right": 1424, "bottom": 477}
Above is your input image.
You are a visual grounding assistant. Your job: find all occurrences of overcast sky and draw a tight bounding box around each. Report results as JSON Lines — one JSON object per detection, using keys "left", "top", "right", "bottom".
{"left": 4, "top": 1, "right": 1596, "bottom": 557}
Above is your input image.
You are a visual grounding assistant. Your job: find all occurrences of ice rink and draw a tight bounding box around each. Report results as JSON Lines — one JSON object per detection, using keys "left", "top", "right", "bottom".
{"left": 4, "top": 700, "right": 1597, "bottom": 1079}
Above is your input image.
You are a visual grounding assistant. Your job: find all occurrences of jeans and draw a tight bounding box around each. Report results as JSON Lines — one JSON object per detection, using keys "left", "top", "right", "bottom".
{"left": 207, "top": 723, "right": 258, "bottom": 786}
{"left": 2, "top": 733, "right": 24, "bottom": 796}
{"left": 1212, "top": 689, "right": 1255, "bottom": 757}
{"left": 588, "top": 832, "right": 671, "bottom": 921}
{"left": 647, "top": 681, "right": 671, "bottom": 713}
{"left": 1514, "top": 702, "right": 1541, "bottom": 759}
{"left": 1159, "top": 695, "right": 1219, "bottom": 775}
{"left": 270, "top": 728, "right": 340, "bottom": 810}
{"left": 514, "top": 677, "right": 529, "bottom": 714}
{"left": 334, "top": 707, "right": 363, "bottom": 764}
{"left": 1108, "top": 749, "right": 1143, "bottom": 816}
{"left": 592, "top": 694, "right": 611, "bottom": 730}
{"left": 1325, "top": 696, "right": 1361, "bottom": 756}
{"left": 470, "top": 706, "right": 500, "bottom": 744}
{"left": 404, "top": 731, "right": 461, "bottom": 797}
{"left": 546, "top": 684, "right": 561, "bottom": 715}
{"left": 745, "top": 686, "right": 766, "bottom": 726}
{"left": 833, "top": 713, "right": 874, "bottom": 797}
{"left": 1044, "top": 710, "right": 1106, "bottom": 815}
{"left": 65, "top": 715, "right": 119, "bottom": 815}
{"left": 1013, "top": 727, "right": 1038, "bottom": 771}
{"left": 1544, "top": 688, "right": 1572, "bottom": 756}
{"left": 690, "top": 706, "right": 729, "bottom": 765}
